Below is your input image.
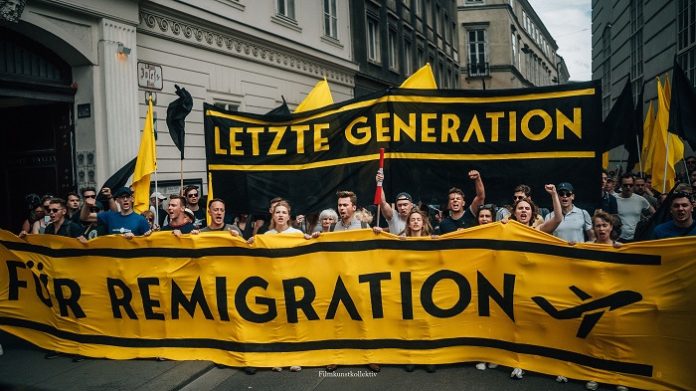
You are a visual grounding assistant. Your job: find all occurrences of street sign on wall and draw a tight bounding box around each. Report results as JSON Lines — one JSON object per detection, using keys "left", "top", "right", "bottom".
{"left": 137, "top": 62, "right": 163, "bottom": 90}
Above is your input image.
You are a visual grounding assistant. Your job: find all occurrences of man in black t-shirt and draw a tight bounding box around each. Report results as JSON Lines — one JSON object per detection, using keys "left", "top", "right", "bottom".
{"left": 438, "top": 170, "right": 486, "bottom": 234}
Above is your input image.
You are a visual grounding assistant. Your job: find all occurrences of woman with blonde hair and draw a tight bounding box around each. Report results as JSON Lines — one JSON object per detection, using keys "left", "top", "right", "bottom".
{"left": 401, "top": 209, "right": 433, "bottom": 237}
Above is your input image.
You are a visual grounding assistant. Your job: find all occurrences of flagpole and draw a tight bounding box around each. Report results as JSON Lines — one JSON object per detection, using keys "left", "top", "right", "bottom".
{"left": 149, "top": 96, "right": 159, "bottom": 228}
{"left": 180, "top": 159, "right": 184, "bottom": 194}
{"left": 683, "top": 159, "right": 691, "bottom": 186}
{"left": 662, "top": 133, "right": 670, "bottom": 193}
{"left": 636, "top": 134, "right": 643, "bottom": 177}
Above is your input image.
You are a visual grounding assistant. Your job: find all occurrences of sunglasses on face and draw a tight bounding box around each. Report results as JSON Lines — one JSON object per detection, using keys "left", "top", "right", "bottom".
{"left": 84, "top": 194, "right": 96, "bottom": 199}
{"left": 187, "top": 193, "right": 199, "bottom": 198}
{"left": 48, "top": 208, "right": 62, "bottom": 213}
{"left": 621, "top": 183, "right": 633, "bottom": 187}
{"left": 558, "top": 191, "right": 573, "bottom": 197}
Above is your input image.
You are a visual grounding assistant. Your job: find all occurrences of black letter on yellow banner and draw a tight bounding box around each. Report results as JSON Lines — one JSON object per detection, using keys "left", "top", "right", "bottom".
{"left": 235, "top": 276, "right": 277, "bottom": 323}
{"left": 326, "top": 276, "right": 362, "bottom": 321}
{"left": 283, "top": 277, "right": 319, "bottom": 323}
{"left": 172, "top": 277, "right": 214, "bottom": 320}
{"left": 420, "top": 270, "right": 470, "bottom": 318}
{"left": 54, "top": 279, "right": 85, "bottom": 318}
{"left": 138, "top": 277, "right": 165, "bottom": 320}
{"left": 107, "top": 278, "right": 137, "bottom": 319}
{"left": 359, "top": 272, "right": 391, "bottom": 319}
{"left": 477, "top": 272, "right": 516, "bottom": 321}
{"left": 400, "top": 272, "right": 413, "bottom": 320}
{"left": 6, "top": 260, "right": 27, "bottom": 300}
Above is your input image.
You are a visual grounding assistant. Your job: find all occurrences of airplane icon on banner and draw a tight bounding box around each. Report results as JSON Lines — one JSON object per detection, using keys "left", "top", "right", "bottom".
{"left": 532, "top": 285, "right": 642, "bottom": 338}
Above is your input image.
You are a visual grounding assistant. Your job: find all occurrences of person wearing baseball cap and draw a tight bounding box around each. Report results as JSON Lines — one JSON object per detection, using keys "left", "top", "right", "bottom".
{"left": 149, "top": 191, "right": 167, "bottom": 228}
{"left": 374, "top": 171, "right": 414, "bottom": 234}
{"left": 544, "top": 182, "right": 594, "bottom": 243}
{"left": 80, "top": 186, "right": 151, "bottom": 239}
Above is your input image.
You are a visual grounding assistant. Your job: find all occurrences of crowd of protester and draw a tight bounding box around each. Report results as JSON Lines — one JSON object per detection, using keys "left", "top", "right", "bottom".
{"left": 13, "top": 155, "right": 696, "bottom": 387}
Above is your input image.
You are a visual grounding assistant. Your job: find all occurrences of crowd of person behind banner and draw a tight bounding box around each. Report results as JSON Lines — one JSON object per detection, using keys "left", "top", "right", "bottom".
{"left": 13, "top": 155, "right": 696, "bottom": 389}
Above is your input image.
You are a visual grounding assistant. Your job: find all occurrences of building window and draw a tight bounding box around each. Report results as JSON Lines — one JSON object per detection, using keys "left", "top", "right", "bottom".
{"left": 405, "top": 40, "right": 413, "bottom": 75}
{"left": 511, "top": 33, "right": 517, "bottom": 67}
{"left": 468, "top": 29, "right": 488, "bottom": 76}
{"left": 367, "top": 17, "right": 381, "bottom": 63}
{"left": 214, "top": 101, "right": 240, "bottom": 112}
{"left": 677, "top": 0, "right": 696, "bottom": 87}
{"left": 388, "top": 29, "right": 399, "bottom": 71}
{"left": 276, "top": 0, "right": 295, "bottom": 19}
{"left": 425, "top": 0, "right": 433, "bottom": 26}
{"left": 630, "top": 30, "right": 643, "bottom": 78}
{"left": 413, "top": 0, "right": 421, "bottom": 16}
{"left": 417, "top": 46, "right": 424, "bottom": 67}
{"left": 630, "top": 0, "right": 643, "bottom": 33}
{"left": 465, "top": 0, "right": 484, "bottom": 4}
{"left": 323, "top": 0, "right": 338, "bottom": 39}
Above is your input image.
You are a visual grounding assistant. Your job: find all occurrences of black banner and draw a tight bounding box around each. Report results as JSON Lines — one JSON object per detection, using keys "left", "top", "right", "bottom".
{"left": 204, "top": 82, "right": 602, "bottom": 215}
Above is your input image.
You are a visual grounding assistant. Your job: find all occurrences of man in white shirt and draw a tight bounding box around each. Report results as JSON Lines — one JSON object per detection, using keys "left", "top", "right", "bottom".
{"left": 616, "top": 174, "right": 655, "bottom": 241}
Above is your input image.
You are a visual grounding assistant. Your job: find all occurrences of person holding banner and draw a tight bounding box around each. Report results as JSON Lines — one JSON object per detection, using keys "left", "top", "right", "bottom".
{"left": 375, "top": 171, "right": 413, "bottom": 234}
{"left": 162, "top": 195, "right": 195, "bottom": 236}
{"left": 42, "top": 198, "right": 87, "bottom": 243}
{"left": 438, "top": 170, "right": 485, "bottom": 234}
{"left": 590, "top": 211, "right": 621, "bottom": 246}
{"left": 399, "top": 209, "right": 433, "bottom": 238}
{"left": 198, "top": 199, "right": 241, "bottom": 235}
{"left": 477, "top": 204, "right": 497, "bottom": 225}
{"left": 80, "top": 187, "right": 150, "bottom": 239}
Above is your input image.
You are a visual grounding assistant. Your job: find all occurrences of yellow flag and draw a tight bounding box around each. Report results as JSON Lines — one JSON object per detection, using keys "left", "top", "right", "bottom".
{"left": 294, "top": 78, "right": 334, "bottom": 113}
{"left": 650, "top": 78, "right": 684, "bottom": 192}
{"left": 400, "top": 63, "right": 438, "bottom": 89}
{"left": 206, "top": 171, "right": 213, "bottom": 226}
{"left": 132, "top": 97, "right": 156, "bottom": 214}
{"left": 638, "top": 100, "right": 655, "bottom": 174}
{"left": 602, "top": 151, "right": 609, "bottom": 170}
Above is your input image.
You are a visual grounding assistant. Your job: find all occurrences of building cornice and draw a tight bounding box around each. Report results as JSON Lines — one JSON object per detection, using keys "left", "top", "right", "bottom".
{"left": 138, "top": 7, "right": 356, "bottom": 87}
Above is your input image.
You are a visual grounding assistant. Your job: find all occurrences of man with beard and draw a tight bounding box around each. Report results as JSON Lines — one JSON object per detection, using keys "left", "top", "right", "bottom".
{"left": 544, "top": 182, "right": 594, "bottom": 242}
{"left": 653, "top": 192, "right": 696, "bottom": 239}
{"left": 199, "top": 198, "right": 241, "bottom": 235}
{"left": 162, "top": 195, "right": 195, "bottom": 236}
{"left": 438, "top": 170, "right": 485, "bottom": 234}
{"left": 81, "top": 187, "right": 150, "bottom": 239}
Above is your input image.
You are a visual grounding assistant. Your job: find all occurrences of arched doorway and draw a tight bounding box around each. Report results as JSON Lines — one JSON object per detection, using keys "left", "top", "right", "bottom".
{"left": 0, "top": 26, "right": 75, "bottom": 232}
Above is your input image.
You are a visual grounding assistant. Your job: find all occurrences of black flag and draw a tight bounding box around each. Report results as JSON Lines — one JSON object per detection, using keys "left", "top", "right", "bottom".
{"left": 627, "top": 81, "right": 644, "bottom": 172}
{"left": 98, "top": 157, "right": 137, "bottom": 205}
{"left": 266, "top": 96, "right": 291, "bottom": 117}
{"left": 602, "top": 79, "right": 639, "bottom": 170}
{"left": 166, "top": 85, "right": 193, "bottom": 160}
{"left": 668, "top": 58, "right": 696, "bottom": 150}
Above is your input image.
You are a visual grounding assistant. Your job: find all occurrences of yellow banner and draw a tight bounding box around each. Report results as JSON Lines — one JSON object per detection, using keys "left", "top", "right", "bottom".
{"left": 0, "top": 223, "right": 694, "bottom": 390}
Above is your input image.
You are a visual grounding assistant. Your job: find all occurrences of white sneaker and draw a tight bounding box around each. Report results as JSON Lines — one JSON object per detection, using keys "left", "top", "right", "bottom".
{"left": 272, "top": 367, "right": 283, "bottom": 372}
{"left": 289, "top": 366, "right": 302, "bottom": 372}
{"left": 556, "top": 375, "right": 568, "bottom": 383}
{"left": 616, "top": 386, "right": 629, "bottom": 391}
{"left": 586, "top": 381, "right": 599, "bottom": 390}
{"left": 475, "top": 363, "right": 486, "bottom": 370}
{"left": 510, "top": 367, "right": 524, "bottom": 379}
{"left": 487, "top": 363, "right": 498, "bottom": 368}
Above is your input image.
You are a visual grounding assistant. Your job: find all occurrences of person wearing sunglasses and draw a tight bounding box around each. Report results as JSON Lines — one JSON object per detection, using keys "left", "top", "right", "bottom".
{"left": 42, "top": 198, "right": 87, "bottom": 243}
{"left": 184, "top": 185, "right": 207, "bottom": 229}
{"left": 616, "top": 174, "right": 654, "bottom": 242}
{"left": 543, "top": 182, "right": 594, "bottom": 243}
